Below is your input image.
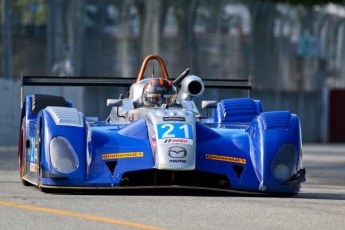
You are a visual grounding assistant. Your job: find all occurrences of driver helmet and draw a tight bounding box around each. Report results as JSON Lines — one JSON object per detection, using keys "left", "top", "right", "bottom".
{"left": 142, "top": 78, "right": 177, "bottom": 107}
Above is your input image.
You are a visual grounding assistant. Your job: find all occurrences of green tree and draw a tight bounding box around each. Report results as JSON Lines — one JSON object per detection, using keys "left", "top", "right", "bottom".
{"left": 11, "top": 0, "right": 48, "bottom": 25}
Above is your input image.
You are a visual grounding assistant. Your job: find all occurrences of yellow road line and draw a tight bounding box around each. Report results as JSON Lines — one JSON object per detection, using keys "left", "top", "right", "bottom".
{"left": 0, "top": 200, "right": 165, "bottom": 230}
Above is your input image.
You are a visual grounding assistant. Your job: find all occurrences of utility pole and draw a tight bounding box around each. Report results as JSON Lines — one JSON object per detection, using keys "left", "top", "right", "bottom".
{"left": 1, "top": 0, "right": 12, "bottom": 79}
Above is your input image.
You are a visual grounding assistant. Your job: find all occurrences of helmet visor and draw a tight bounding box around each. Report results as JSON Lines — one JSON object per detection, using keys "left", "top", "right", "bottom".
{"left": 144, "top": 93, "right": 176, "bottom": 107}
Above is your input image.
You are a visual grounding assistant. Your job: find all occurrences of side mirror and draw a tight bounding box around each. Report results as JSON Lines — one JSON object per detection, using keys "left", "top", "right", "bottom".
{"left": 202, "top": 100, "right": 217, "bottom": 109}
{"left": 201, "top": 100, "right": 217, "bottom": 119}
{"left": 107, "top": 99, "right": 123, "bottom": 107}
{"left": 107, "top": 99, "right": 125, "bottom": 120}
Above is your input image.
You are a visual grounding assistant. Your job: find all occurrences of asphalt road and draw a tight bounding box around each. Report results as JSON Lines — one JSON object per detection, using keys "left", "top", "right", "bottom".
{"left": 0, "top": 144, "right": 345, "bottom": 230}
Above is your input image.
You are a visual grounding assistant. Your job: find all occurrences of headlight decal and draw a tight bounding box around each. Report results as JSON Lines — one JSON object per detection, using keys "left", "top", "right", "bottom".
{"left": 271, "top": 143, "right": 297, "bottom": 180}
{"left": 49, "top": 136, "right": 79, "bottom": 174}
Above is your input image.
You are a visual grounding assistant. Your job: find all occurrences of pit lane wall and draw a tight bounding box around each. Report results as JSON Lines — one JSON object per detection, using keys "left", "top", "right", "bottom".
{"left": 0, "top": 78, "right": 325, "bottom": 146}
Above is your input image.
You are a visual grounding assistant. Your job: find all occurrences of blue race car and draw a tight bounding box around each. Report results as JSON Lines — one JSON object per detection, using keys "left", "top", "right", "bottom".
{"left": 18, "top": 54, "right": 305, "bottom": 194}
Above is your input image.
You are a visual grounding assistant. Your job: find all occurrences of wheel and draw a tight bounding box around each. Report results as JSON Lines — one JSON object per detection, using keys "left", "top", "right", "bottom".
{"left": 36, "top": 128, "right": 43, "bottom": 190}
{"left": 36, "top": 126, "right": 53, "bottom": 193}
{"left": 18, "top": 118, "right": 32, "bottom": 186}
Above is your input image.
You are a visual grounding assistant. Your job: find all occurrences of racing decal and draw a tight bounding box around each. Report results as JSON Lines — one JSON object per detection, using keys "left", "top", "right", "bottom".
{"left": 29, "top": 162, "right": 37, "bottom": 172}
{"left": 156, "top": 123, "right": 193, "bottom": 145}
{"left": 160, "top": 138, "right": 193, "bottom": 145}
{"left": 102, "top": 152, "right": 144, "bottom": 160}
{"left": 30, "top": 136, "right": 36, "bottom": 162}
{"left": 146, "top": 120, "right": 157, "bottom": 157}
{"left": 206, "top": 154, "right": 246, "bottom": 164}
{"left": 169, "top": 159, "right": 186, "bottom": 163}
{"left": 151, "top": 131, "right": 157, "bottom": 150}
{"left": 128, "top": 113, "right": 135, "bottom": 122}
{"left": 163, "top": 117, "right": 185, "bottom": 122}
{"left": 168, "top": 146, "right": 187, "bottom": 158}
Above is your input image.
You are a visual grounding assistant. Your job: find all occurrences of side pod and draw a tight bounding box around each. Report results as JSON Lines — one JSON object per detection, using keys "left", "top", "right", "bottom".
{"left": 246, "top": 111, "right": 303, "bottom": 193}
{"left": 36, "top": 106, "right": 89, "bottom": 187}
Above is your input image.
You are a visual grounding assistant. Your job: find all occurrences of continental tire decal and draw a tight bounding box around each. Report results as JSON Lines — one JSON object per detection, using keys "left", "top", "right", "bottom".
{"left": 206, "top": 154, "right": 246, "bottom": 164}
{"left": 102, "top": 152, "right": 144, "bottom": 160}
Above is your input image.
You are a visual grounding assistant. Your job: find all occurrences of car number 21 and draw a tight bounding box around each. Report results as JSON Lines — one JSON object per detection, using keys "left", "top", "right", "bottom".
{"left": 156, "top": 123, "right": 193, "bottom": 139}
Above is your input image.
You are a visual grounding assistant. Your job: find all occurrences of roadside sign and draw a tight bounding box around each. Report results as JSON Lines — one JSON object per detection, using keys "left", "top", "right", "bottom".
{"left": 297, "top": 36, "right": 319, "bottom": 57}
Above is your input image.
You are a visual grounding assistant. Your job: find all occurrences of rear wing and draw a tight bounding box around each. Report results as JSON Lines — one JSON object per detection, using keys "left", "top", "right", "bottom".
{"left": 22, "top": 76, "right": 252, "bottom": 88}
{"left": 21, "top": 75, "right": 252, "bottom": 106}
{"left": 21, "top": 76, "right": 136, "bottom": 87}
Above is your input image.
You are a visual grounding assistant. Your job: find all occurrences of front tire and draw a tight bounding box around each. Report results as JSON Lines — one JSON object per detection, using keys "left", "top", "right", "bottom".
{"left": 36, "top": 130, "right": 43, "bottom": 190}
{"left": 19, "top": 118, "right": 32, "bottom": 186}
{"left": 36, "top": 128, "right": 52, "bottom": 193}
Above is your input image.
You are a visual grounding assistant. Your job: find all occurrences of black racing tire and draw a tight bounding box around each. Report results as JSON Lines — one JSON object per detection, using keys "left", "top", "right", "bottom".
{"left": 36, "top": 125, "right": 55, "bottom": 193}
{"left": 19, "top": 118, "right": 32, "bottom": 186}
{"left": 37, "top": 126, "right": 43, "bottom": 191}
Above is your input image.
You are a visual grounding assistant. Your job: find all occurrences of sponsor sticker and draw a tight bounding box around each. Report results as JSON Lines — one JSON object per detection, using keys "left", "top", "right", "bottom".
{"left": 29, "top": 162, "right": 37, "bottom": 172}
{"left": 168, "top": 146, "right": 187, "bottom": 158}
{"left": 206, "top": 154, "right": 246, "bottom": 164}
{"left": 163, "top": 117, "right": 185, "bottom": 122}
{"left": 102, "top": 152, "right": 144, "bottom": 160}
{"left": 151, "top": 131, "right": 157, "bottom": 150}
{"left": 159, "top": 138, "right": 193, "bottom": 145}
{"left": 169, "top": 159, "right": 186, "bottom": 163}
{"left": 30, "top": 136, "right": 35, "bottom": 161}
{"left": 128, "top": 113, "right": 135, "bottom": 122}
